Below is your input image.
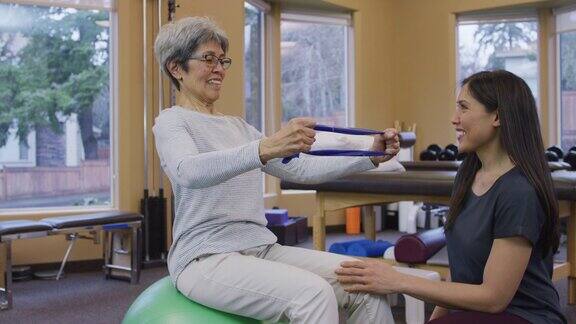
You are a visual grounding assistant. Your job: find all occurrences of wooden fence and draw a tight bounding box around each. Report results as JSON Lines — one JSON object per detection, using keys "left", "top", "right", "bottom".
{"left": 0, "top": 160, "right": 110, "bottom": 201}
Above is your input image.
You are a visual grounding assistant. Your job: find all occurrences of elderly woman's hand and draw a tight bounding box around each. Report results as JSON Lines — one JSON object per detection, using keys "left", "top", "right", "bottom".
{"left": 369, "top": 128, "right": 400, "bottom": 166}
{"left": 335, "top": 259, "right": 405, "bottom": 295}
{"left": 259, "top": 117, "right": 316, "bottom": 164}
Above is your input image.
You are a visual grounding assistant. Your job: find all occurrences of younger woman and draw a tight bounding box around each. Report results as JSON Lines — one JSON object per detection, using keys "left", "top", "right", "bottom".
{"left": 336, "top": 70, "right": 566, "bottom": 324}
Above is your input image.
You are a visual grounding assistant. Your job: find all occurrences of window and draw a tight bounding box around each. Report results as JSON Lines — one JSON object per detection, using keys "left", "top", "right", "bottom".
{"left": 0, "top": 1, "right": 115, "bottom": 209}
{"left": 556, "top": 8, "right": 576, "bottom": 150}
{"left": 18, "top": 138, "right": 29, "bottom": 161}
{"left": 281, "top": 13, "right": 352, "bottom": 127}
{"left": 244, "top": 0, "right": 267, "bottom": 131}
{"left": 457, "top": 12, "right": 539, "bottom": 99}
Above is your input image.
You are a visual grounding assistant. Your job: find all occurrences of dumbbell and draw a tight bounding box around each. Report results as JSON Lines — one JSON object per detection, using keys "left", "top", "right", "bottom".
{"left": 457, "top": 152, "right": 467, "bottom": 161}
{"left": 439, "top": 144, "right": 458, "bottom": 161}
{"left": 545, "top": 146, "right": 564, "bottom": 162}
{"left": 420, "top": 144, "right": 442, "bottom": 161}
{"left": 564, "top": 146, "right": 576, "bottom": 170}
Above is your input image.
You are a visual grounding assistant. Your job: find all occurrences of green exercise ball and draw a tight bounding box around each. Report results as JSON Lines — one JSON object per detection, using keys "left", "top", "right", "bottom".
{"left": 123, "top": 276, "right": 262, "bottom": 324}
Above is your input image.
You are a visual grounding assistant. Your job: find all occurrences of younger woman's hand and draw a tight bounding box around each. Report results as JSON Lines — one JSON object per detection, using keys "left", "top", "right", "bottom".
{"left": 335, "top": 259, "right": 405, "bottom": 295}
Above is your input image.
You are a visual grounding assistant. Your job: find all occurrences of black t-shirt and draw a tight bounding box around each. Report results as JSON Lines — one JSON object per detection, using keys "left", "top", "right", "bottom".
{"left": 445, "top": 167, "right": 566, "bottom": 324}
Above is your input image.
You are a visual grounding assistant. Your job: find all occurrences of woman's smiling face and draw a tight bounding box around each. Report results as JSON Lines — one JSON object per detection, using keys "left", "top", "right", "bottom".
{"left": 176, "top": 41, "right": 227, "bottom": 105}
{"left": 451, "top": 84, "right": 500, "bottom": 153}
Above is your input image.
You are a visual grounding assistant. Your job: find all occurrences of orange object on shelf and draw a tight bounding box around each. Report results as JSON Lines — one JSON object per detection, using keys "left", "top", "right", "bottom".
{"left": 345, "top": 207, "right": 361, "bottom": 234}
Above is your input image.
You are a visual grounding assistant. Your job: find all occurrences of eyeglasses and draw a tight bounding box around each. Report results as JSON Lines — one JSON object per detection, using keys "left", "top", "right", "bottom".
{"left": 189, "top": 54, "right": 232, "bottom": 70}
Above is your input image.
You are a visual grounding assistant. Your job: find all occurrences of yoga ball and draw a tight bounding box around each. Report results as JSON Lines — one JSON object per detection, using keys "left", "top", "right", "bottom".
{"left": 123, "top": 277, "right": 261, "bottom": 324}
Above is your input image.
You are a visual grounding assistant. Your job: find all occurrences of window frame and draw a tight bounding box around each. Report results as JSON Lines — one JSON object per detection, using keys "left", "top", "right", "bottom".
{"left": 280, "top": 11, "right": 355, "bottom": 127}
{"left": 0, "top": 0, "right": 119, "bottom": 214}
{"left": 278, "top": 11, "right": 354, "bottom": 198}
{"left": 553, "top": 5, "right": 576, "bottom": 149}
{"left": 244, "top": 0, "right": 269, "bottom": 133}
{"left": 455, "top": 10, "right": 540, "bottom": 98}
{"left": 244, "top": 0, "right": 273, "bottom": 194}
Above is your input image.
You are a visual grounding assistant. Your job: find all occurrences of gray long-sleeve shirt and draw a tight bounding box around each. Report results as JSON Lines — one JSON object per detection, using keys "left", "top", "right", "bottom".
{"left": 153, "top": 106, "right": 376, "bottom": 284}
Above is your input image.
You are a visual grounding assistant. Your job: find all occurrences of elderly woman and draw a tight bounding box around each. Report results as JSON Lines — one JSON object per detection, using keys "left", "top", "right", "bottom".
{"left": 153, "top": 17, "right": 399, "bottom": 323}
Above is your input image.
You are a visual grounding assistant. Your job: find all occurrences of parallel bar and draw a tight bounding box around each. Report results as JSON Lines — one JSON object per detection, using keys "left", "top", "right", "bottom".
{"left": 102, "top": 230, "right": 111, "bottom": 278}
{"left": 0, "top": 242, "right": 12, "bottom": 310}
{"left": 131, "top": 226, "right": 140, "bottom": 284}
{"left": 104, "top": 264, "right": 132, "bottom": 272}
{"left": 45, "top": 221, "right": 141, "bottom": 236}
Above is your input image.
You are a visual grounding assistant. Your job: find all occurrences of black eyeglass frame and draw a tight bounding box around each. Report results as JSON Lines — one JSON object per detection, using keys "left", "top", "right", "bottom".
{"left": 188, "top": 54, "right": 232, "bottom": 70}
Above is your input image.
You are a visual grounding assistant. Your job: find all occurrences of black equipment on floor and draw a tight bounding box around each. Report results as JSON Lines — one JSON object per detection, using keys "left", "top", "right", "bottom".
{"left": 140, "top": 189, "right": 167, "bottom": 263}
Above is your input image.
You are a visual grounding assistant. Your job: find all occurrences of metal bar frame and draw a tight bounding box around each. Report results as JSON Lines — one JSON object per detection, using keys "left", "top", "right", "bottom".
{"left": 0, "top": 241, "right": 12, "bottom": 310}
{"left": 102, "top": 222, "right": 141, "bottom": 284}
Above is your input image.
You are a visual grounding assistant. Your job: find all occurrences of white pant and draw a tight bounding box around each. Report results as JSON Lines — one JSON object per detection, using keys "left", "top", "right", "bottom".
{"left": 176, "top": 244, "right": 393, "bottom": 324}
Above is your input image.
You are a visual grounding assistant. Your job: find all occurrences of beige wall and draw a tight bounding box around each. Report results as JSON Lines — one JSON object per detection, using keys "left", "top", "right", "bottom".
{"left": 325, "top": 0, "right": 396, "bottom": 130}
{"left": 175, "top": 0, "right": 246, "bottom": 117}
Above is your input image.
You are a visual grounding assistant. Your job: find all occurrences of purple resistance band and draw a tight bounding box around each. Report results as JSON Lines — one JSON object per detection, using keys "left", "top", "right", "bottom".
{"left": 281, "top": 124, "right": 387, "bottom": 164}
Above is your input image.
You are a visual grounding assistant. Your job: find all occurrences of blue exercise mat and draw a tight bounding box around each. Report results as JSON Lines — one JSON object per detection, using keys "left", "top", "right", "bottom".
{"left": 347, "top": 240, "right": 394, "bottom": 257}
{"left": 328, "top": 239, "right": 372, "bottom": 255}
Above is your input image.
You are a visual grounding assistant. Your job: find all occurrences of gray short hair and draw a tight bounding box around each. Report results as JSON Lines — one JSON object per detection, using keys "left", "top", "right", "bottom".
{"left": 154, "top": 17, "right": 229, "bottom": 91}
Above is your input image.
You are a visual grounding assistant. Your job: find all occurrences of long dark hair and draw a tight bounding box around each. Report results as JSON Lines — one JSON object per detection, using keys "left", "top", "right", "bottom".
{"left": 445, "top": 70, "right": 559, "bottom": 256}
